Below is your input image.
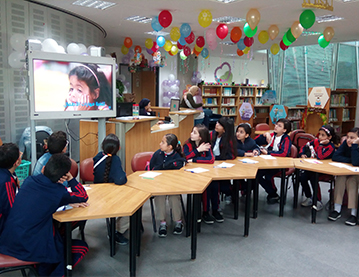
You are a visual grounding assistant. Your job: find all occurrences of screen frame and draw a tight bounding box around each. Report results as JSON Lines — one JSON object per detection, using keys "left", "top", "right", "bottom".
{"left": 27, "top": 50, "right": 116, "bottom": 120}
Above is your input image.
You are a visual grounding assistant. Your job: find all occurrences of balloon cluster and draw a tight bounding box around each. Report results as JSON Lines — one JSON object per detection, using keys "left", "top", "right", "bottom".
{"left": 117, "top": 74, "right": 130, "bottom": 92}
{"left": 318, "top": 27, "right": 334, "bottom": 48}
{"left": 121, "top": 37, "right": 133, "bottom": 55}
{"left": 162, "top": 74, "right": 180, "bottom": 107}
{"left": 191, "top": 71, "right": 202, "bottom": 85}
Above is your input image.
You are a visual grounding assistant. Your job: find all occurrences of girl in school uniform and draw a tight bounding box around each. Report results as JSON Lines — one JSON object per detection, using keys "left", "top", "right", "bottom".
{"left": 236, "top": 123, "right": 260, "bottom": 157}
{"left": 299, "top": 125, "right": 339, "bottom": 211}
{"left": 93, "top": 133, "right": 129, "bottom": 245}
{"left": 328, "top": 127, "right": 359, "bottom": 226}
{"left": 149, "top": 133, "right": 186, "bottom": 237}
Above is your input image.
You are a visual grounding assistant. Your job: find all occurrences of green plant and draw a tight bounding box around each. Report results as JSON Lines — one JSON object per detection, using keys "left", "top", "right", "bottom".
{"left": 116, "top": 80, "right": 124, "bottom": 103}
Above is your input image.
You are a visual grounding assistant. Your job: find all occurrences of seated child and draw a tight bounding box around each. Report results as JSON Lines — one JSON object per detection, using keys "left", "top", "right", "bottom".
{"left": 236, "top": 123, "right": 260, "bottom": 157}
{"left": 0, "top": 154, "right": 89, "bottom": 276}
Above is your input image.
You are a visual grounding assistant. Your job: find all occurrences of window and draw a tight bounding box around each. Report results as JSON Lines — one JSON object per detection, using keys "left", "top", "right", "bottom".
{"left": 336, "top": 44, "right": 357, "bottom": 89}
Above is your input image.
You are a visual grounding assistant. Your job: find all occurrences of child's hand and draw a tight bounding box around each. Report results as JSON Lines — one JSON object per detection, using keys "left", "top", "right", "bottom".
{"left": 253, "top": 150, "right": 259, "bottom": 156}
{"left": 264, "top": 132, "right": 271, "bottom": 143}
{"left": 353, "top": 138, "right": 359, "bottom": 144}
{"left": 245, "top": 152, "right": 254, "bottom": 157}
{"left": 187, "top": 159, "right": 193, "bottom": 163}
{"left": 70, "top": 202, "right": 89, "bottom": 208}
{"left": 260, "top": 148, "right": 268, "bottom": 155}
{"left": 320, "top": 139, "right": 330, "bottom": 145}
{"left": 301, "top": 154, "right": 307, "bottom": 158}
{"left": 197, "top": 142, "right": 211, "bottom": 152}
{"left": 76, "top": 95, "right": 91, "bottom": 111}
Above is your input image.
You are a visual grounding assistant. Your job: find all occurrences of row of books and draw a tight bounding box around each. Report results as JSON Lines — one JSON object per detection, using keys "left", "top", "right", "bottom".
{"left": 330, "top": 123, "right": 342, "bottom": 134}
{"left": 343, "top": 108, "right": 351, "bottom": 121}
{"left": 222, "top": 98, "right": 236, "bottom": 105}
{"left": 203, "top": 87, "right": 219, "bottom": 96}
{"left": 329, "top": 108, "right": 351, "bottom": 122}
{"left": 221, "top": 107, "right": 236, "bottom": 116}
{"left": 257, "top": 88, "right": 265, "bottom": 97}
{"left": 240, "top": 88, "right": 254, "bottom": 96}
{"left": 204, "top": 98, "right": 218, "bottom": 105}
{"left": 223, "top": 87, "right": 236, "bottom": 96}
{"left": 239, "top": 98, "right": 253, "bottom": 104}
{"left": 287, "top": 109, "right": 303, "bottom": 120}
{"left": 255, "top": 107, "right": 270, "bottom": 114}
{"left": 208, "top": 107, "right": 219, "bottom": 113}
{"left": 255, "top": 98, "right": 262, "bottom": 105}
{"left": 330, "top": 94, "right": 349, "bottom": 107}
{"left": 291, "top": 121, "right": 301, "bottom": 130}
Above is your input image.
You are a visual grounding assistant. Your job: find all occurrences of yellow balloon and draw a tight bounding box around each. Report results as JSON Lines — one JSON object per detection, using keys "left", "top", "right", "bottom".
{"left": 270, "top": 43, "right": 279, "bottom": 55}
{"left": 323, "top": 27, "right": 335, "bottom": 42}
{"left": 164, "top": 40, "right": 172, "bottom": 52}
{"left": 194, "top": 44, "right": 203, "bottom": 52}
{"left": 121, "top": 45, "right": 129, "bottom": 55}
{"left": 258, "top": 30, "right": 269, "bottom": 44}
{"left": 198, "top": 9, "right": 212, "bottom": 28}
{"left": 246, "top": 9, "right": 261, "bottom": 30}
{"left": 291, "top": 21, "right": 303, "bottom": 39}
{"left": 145, "top": 38, "right": 153, "bottom": 49}
{"left": 171, "top": 45, "right": 178, "bottom": 55}
{"left": 170, "top": 27, "right": 181, "bottom": 41}
{"left": 268, "top": 25, "right": 279, "bottom": 40}
{"left": 243, "top": 47, "right": 250, "bottom": 54}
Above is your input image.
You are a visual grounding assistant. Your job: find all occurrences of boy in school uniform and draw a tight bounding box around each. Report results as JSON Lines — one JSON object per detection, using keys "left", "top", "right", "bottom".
{"left": 0, "top": 154, "right": 89, "bottom": 276}
{"left": 0, "top": 143, "right": 22, "bottom": 235}
{"left": 255, "top": 118, "right": 292, "bottom": 204}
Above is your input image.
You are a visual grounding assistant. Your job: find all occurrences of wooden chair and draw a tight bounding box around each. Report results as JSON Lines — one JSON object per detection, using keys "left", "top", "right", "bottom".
{"left": 0, "top": 253, "right": 39, "bottom": 276}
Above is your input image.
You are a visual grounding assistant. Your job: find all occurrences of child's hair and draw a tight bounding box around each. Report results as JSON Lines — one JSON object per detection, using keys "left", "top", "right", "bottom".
{"left": 164, "top": 133, "right": 185, "bottom": 158}
{"left": 0, "top": 143, "right": 20, "bottom": 169}
{"left": 189, "top": 85, "right": 200, "bottom": 95}
{"left": 69, "top": 63, "right": 111, "bottom": 107}
{"left": 213, "top": 117, "right": 236, "bottom": 159}
{"left": 44, "top": 153, "right": 71, "bottom": 183}
{"left": 48, "top": 131, "right": 67, "bottom": 154}
{"left": 101, "top": 134, "right": 120, "bottom": 183}
{"left": 277, "top": 118, "right": 291, "bottom": 134}
{"left": 348, "top": 127, "right": 359, "bottom": 136}
{"left": 236, "top": 123, "right": 252, "bottom": 136}
{"left": 189, "top": 124, "right": 210, "bottom": 146}
{"left": 319, "top": 125, "right": 340, "bottom": 144}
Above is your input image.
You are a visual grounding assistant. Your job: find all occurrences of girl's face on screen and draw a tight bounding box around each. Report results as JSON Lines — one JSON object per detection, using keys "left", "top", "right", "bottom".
{"left": 67, "top": 75, "right": 96, "bottom": 110}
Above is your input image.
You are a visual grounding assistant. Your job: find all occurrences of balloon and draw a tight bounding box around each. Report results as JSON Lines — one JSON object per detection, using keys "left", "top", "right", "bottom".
{"left": 196, "top": 36, "right": 205, "bottom": 48}
{"left": 135, "top": 45, "right": 142, "bottom": 53}
{"left": 145, "top": 38, "right": 153, "bottom": 49}
{"left": 122, "top": 56, "right": 130, "bottom": 64}
{"left": 174, "top": 79, "right": 180, "bottom": 86}
{"left": 78, "top": 43, "right": 87, "bottom": 54}
{"left": 168, "top": 74, "right": 175, "bottom": 81}
{"left": 193, "top": 49, "right": 200, "bottom": 56}
{"left": 258, "top": 30, "right": 269, "bottom": 44}
{"left": 57, "top": 46, "right": 66, "bottom": 53}
{"left": 183, "top": 46, "right": 191, "bottom": 56}
{"left": 237, "top": 38, "right": 246, "bottom": 50}
{"left": 171, "top": 45, "right": 179, "bottom": 55}
{"left": 146, "top": 48, "right": 154, "bottom": 55}
{"left": 318, "top": 34, "right": 330, "bottom": 48}
{"left": 244, "top": 36, "right": 254, "bottom": 47}
{"left": 198, "top": 9, "right": 212, "bottom": 28}
{"left": 178, "top": 36, "right": 186, "bottom": 46}
{"left": 216, "top": 24, "right": 228, "bottom": 40}
{"left": 323, "top": 27, "right": 334, "bottom": 42}
{"left": 170, "top": 27, "right": 181, "bottom": 41}
{"left": 194, "top": 44, "right": 203, "bottom": 52}
{"left": 8, "top": 51, "right": 24, "bottom": 68}
{"left": 10, "top": 34, "right": 26, "bottom": 52}
{"left": 151, "top": 16, "right": 163, "bottom": 31}
{"left": 191, "top": 76, "right": 198, "bottom": 84}
{"left": 67, "top": 43, "right": 80, "bottom": 54}
{"left": 286, "top": 29, "right": 296, "bottom": 43}
{"left": 156, "top": 36, "right": 165, "bottom": 47}
{"left": 185, "top": 32, "right": 195, "bottom": 44}
{"left": 163, "top": 96, "right": 170, "bottom": 105}
{"left": 246, "top": 9, "right": 261, "bottom": 30}
{"left": 177, "top": 42, "right": 184, "bottom": 49}
{"left": 237, "top": 49, "right": 244, "bottom": 56}
{"left": 208, "top": 39, "right": 217, "bottom": 51}
{"left": 118, "top": 74, "right": 126, "bottom": 82}
{"left": 180, "top": 23, "right": 191, "bottom": 38}
{"left": 151, "top": 41, "right": 159, "bottom": 52}
{"left": 124, "top": 37, "right": 133, "bottom": 48}
{"left": 128, "top": 48, "right": 134, "bottom": 57}
{"left": 243, "top": 47, "right": 250, "bottom": 54}
{"left": 230, "top": 27, "right": 242, "bottom": 43}
{"left": 282, "top": 34, "right": 292, "bottom": 46}
{"left": 164, "top": 40, "right": 172, "bottom": 51}
{"left": 124, "top": 81, "right": 130, "bottom": 89}
{"left": 201, "top": 48, "right": 209, "bottom": 58}
{"left": 243, "top": 23, "right": 257, "bottom": 38}
{"left": 299, "top": 10, "right": 315, "bottom": 29}
{"left": 158, "top": 10, "right": 172, "bottom": 28}
{"left": 180, "top": 51, "right": 187, "bottom": 60}
{"left": 270, "top": 43, "right": 279, "bottom": 55}
{"left": 268, "top": 25, "right": 279, "bottom": 40}
{"left": 291, "top": 21, "right": 303, "bottom": 39}
{"left": 280, "top": 40, "right": 288, "bottom": 51}
{"left": 41, "top": 38, "right": 59, "bottom": 52}
{"left": 121, "top": 45, "right": 129, "bottom": 55}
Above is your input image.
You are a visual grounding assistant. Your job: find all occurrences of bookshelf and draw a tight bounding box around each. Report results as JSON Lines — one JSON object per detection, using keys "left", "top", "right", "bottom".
{"left": 288, "top": 106, "right": 305, "bottom": 130}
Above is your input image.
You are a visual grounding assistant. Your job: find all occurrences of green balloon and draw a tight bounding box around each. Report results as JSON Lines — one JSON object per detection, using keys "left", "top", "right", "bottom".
{"left": 318, "top": 34, "right": 329, "bottom": 48}
{"left": 283, "top": 34, "right": 292, "bottom": 46}
{"left": 299, "top": 10, "right": 315, "bottom": 29}
{"left": 286, "top": 29, "right": 296, "bottom": 43}
{"left": 244, "top": 23, "right": 257, "bottom": 38}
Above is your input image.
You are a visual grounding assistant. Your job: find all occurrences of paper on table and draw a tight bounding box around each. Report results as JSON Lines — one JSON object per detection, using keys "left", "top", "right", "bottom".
{"left": 329, "top": 162, "right": 347, "bottom": 168}
{"left": 214, "top": 162, "right": 235, "bottom": 168}
{"left": 139, "top": 172, "right": 162, "bottom": 178}
{"left": 329, "top": 162, "right": 359, "bottom": 172}
{"left": 56, "top": 205, "right": 73, "bottom": 212}
{"left": 303, "top": 159, "right": 323, "bottom": 164}
{"left": 239, "top": 158, "right": 259, "bottom": 164}
{"left": 184, "top": 167, "right": 210, "bottom": 173}
{"left": 259, "top": 155, "right": 276, "bottom": 160}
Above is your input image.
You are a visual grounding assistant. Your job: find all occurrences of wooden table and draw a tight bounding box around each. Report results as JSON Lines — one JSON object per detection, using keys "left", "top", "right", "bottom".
{"left": 53, "top": 184, "right": 151, "bottom": 277}
{"left": 125, "top": 170, "right": 212, "bottom": 260}
{"left": 184, "top": 160, "right": 258, "bottom": 237}
{"left": 293, "top": 159, "right": 359, "bottom": 223}
{"left": 254, "top": 130, "right": 274, "bottom": 135}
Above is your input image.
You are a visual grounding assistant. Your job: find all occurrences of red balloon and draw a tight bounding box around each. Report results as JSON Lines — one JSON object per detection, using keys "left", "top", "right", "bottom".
{"left": 280, "top": 40, "right": 288, "bottom": 51}
{"left": 185, "top": 32, "right": 195, "bottom": 44}
{"left": 177, "top": 42, "right": 184, "bottom": 49}
{"left": 230, "top": 27, "right": 242, "bottom": 43}
{"left": 216, "top": 24, "right": 228, "bottom": 40}
{"left": 183, "top": 46, "right": 191, "bottom": 56}
{"left": 168, "top": 51, "right": 175, "bottom": 56}
{"left": 237, "top": 49, "right": 244, "bottom": 56}
{"left": 196, "top": 36, "right": 205, "bottom": 48}
{"left": 158, "top": 10, "right": 172, "bottom": 28}
{"left": 244, "top": 36, "right": 254, "bottom": 47}
{"left": 151, "top": 41, "right": 159, "bottom": 52}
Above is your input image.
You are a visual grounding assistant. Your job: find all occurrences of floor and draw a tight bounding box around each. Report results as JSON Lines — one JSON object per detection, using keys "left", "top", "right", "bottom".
{"left": 4, "top": 179, "right": 359, "bottom": 277}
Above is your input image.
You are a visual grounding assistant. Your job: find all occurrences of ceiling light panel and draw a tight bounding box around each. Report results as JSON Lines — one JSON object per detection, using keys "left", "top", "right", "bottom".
{"left": 316, "top": 15, "right": 344, "bottom": 23}
{"left": 144, "top": 31, "right": 170, "bottom": 36}
{"left": 214, "top": 0, "right": 243, "bottom": 3}
{"left": 220, "top": 41, "right": 235, "bottom": 45}
{"left": 126, "top": 16, "right": 152, "bottom": 24}
{"left": 72, "top": 0, "right": 116, "bottom": 10}
{"left": 212, "top": 16, "right": 245, "bottom": 24}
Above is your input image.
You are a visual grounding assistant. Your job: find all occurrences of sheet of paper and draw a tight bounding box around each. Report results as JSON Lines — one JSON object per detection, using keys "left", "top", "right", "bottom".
{"left": 139, "top": 172, "right": 162, "bottom": 178}
{"left": 259, "top": 155, "right": 276, "bottom": 160}
{"left": 184, "top": 167, "right": 210, "bottom": 173}
{"left": 329, "top": 162, "right": 359, "bottom": 172}
{"left": 303, "top": 159, "right": 323, "bottom": 164}
{"left": 329, "top": 162, "right": 347, "bottom": 168}
{"left": 238, "top": 158, "right": 259, "bottom": 164}
{"left": 214, "top": 162, "right": 235, "bottom": 168}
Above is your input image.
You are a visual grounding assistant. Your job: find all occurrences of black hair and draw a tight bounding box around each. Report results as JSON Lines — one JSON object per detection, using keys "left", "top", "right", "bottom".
{"left": 277, "top": 118, "right": 291, "bottom": 134}
{"left": 69, "top": 63, "right": 112, "bottom": 107}
{"left": 236, "top": 123, "right": 252, "bottom": 136}
{"left": 319, "top": 125, "right": 340, "bottom": 144}
{"left": 48, "top": 131, "right": 67, "bottom": 154}
{"left": 348, "top": 127, "right": 359, "bottom": 136}
{"left": 188, "top": 124, "right": 210, "bottom": 148}
{"left": 0, "top": 143, "right": 20, "bottom": 169}
{"left": 43, "top": 153, "right": 71, "bottom": 183}
{"left": 101, "top": 134, "right": 120, "bottom": 183}
{"left": 212, "top": 117, "right": 236, "bottom": 159}
{"left": 164, "top": 133, "right": 185, "bottom": 159}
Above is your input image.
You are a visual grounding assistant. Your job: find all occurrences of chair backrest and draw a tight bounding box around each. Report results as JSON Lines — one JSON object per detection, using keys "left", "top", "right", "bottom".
{"left": 131, "top": 152, "right": 154, "bottom": 172}
{"left": 296, "top": 133, "right": 316, "bottom": 150}
{"left": 290, "top": 144, "right": 298, "bottom": 158}
{"left": 69, "top": 158, "right": 78, "bottom": 178}
{"left": 255, "top": 123, "right": 270, "bottom": 131}
{"left": 290, "top": 129, "right": 305, "bottom": 144}
{"left": 80, "top": 158, "right": 94, "bottom": 183}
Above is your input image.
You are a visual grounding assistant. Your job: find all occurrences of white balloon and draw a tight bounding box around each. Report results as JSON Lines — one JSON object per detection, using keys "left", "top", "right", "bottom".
{"left": 174, "top": 86, "right": 179, "bottom": 92}
{"left": 196, "top": 72, "right": 202, "bottom": 79}
{"left": 169, "top": 85, "right": 178, "bottom": 93}
{"left": 168, "top": 74, "right": 175, "bottom": 82}
{"left": 10, "top": 34, "right": 26, "bottom": 52}
{"left": 87, "top": 45, "right": 96, "bottom": 54}
{"left": 163, "top": 96, "right": 170, "bottom": 104}
{"left": 57, "top": 45, "right": 66, "bottom": 53}
{"left": 67, "top": 43, "right": 80, "bottom": 55}
{"left": 8, "top": 51, "right": 24, "bottom": 68}
{"left": 162, "top": 85, "right": 169, "bottom": 92}
{"left": 42, "top": 38, "right": 59, "bottom": 53}
{"left": 78, "top": 43, "right": 87, "bottom": 54}
{"left": 117, "top": 74, "right": 126, "bottom": 82}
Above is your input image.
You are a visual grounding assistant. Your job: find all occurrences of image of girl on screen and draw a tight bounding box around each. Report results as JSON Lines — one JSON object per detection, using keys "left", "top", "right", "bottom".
{"left": 65, "top": 64, "right": 112, "bottom": 111}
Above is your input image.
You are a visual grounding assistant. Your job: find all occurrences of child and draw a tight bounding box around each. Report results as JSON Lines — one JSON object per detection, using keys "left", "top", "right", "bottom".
{"left": 65, "top": 63, "right": 112, "bottom": 111}
{"left": 202, "top": 117, "right": 236, "bottom": 224}
{"left": 0, "top": 154, "right": 89, "bottom": 276}
{"left": 183, "top": 124, "right": 214, "bottom": 164}
{"left": 93, "top": 133, "right": 128, "bottom": 244}
{"left": 0, "top": 143, "right": 22, "bottom": 235}
{"left": 299, "top": 125, "right": 339, "bottom": 210}
{"left": 255, "top": 118, "right": 292, "bottom": 204}
{"left": 236, "top": 123, "right": 260, "bottom": 157}
{"left": 328, "top": 127, "right": 359, "bottom": 226}
{"left": 149, "top": 133, "right": 186, "bottom": 237}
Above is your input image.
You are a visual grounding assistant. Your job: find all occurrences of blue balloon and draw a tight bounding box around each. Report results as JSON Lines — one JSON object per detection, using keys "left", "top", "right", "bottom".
{"left": 178, "top": 36, "right": 186, "bottom": 46}
{"left": 201, "top": 48, "right": 209, "bottom": 58}
{"left": 151, "top": 16, "right": 163, "bottom": 32}
{"left": 156, "top": 36, "right": 165, "bottom": 47}
{"left": 180, "top": 23, "right": 191, "bottom": 38}
{"left": 237, "top": 39, "right": 246, "bottom": 50}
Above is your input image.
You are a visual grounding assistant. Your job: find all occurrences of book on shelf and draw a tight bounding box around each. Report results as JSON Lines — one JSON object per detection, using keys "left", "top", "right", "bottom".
{"left": 239, "top": 98, "right": 253, "bottom": 104}
{"left": 330, "top": 94, "right": 349, "bottom": 107}
{"left": 257, "top": 88, "right": 264, "bottom": 97}
{"left": 329, "top": 109, "right": 338, "bottom": 122}
{"left": 222, "top": 98, "right": 235, "bottom": 105}
{"left": 255, "top": 107, "right": 269, "bottom": 113}
{"left": 287, "top": 109, "right": 303, "bottom": 120}
{"left": 291, "top": 121, "right": 301, "bottom": 130}
{"left": 221, "top": 107, "right": 236, "bottom": 116}
{"left": 255, "top": 97, "right": 262, "bottom": 105}
{"left": 223, "top": 87, "right": 234, "bottom": 96}
{"left": 210, "top": 107, "right": 219, "bottom": 114}
{"left": 204, "top": 87, "right": 219, "bottom": 96}
{"left": 240, "top": 87, "right": 254, "bottom": 96}
{"left": 205, "top": 98, "right": 217, "bottom": 105}
{"left": 330, "top": 123, "right": 342, "bottom": 134}
{"left": 343, "top": 108, "right": 350, "bottom": 121}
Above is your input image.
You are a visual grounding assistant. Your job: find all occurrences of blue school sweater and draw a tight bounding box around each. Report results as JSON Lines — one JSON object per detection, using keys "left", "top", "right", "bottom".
{"left": 93, "top": 152, "right": 127, "bottom": 185}
{"left": 236, "top": 137, "right": 260, "bottom": 157}
{"left": 332, "top": 140, "right": 359, "bottom": 166}
{"left": 149, "top": 149, "right": 186, "bottom": 170}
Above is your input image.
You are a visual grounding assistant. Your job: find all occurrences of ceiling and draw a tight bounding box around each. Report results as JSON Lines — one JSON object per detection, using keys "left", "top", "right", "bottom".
{"left": 30, "top": 0, "right": 359, "bottom": 55}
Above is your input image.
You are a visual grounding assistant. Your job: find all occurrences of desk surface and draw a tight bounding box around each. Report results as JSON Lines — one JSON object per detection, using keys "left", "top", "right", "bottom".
{"left": 169, "top": 110, "right": 201, "bottom": 115}
{"left": 254, "top": 130, "right": 274, "bottom": 135}
{"left": 240, "top": 156, "right": 294, "bottom": 169}
{"left": 53, "top": 184, "right": 151, "bottom": 222}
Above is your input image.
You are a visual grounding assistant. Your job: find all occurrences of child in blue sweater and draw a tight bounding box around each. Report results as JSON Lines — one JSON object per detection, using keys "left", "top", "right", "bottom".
{"left": 236, "top": 123, "right": 260, "bottom": 157}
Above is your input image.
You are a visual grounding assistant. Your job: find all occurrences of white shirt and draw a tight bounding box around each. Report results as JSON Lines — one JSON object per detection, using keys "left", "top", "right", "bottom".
{"left": 272, "top": 135, "right": 283, "bottom": 152}
{"left": 213, "top": 137, "right": 221, "bottom": 157}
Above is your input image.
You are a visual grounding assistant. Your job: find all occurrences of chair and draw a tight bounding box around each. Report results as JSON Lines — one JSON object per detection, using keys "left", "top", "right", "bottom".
{"left": 70, "top": 158, "right": 79, "bottom": 178}
{"left": 289, "top": 129, "right": 305, "bottom": 143}
{"left": 0, "top": 253, "right": 39, "bottom": 276}
{"left": 255, "top": 123, "right": 270, "bottom": 131}
{"left": 295, "top": 133, "right": 316, "bottom": 152}
{"left": 80, "top": 158, "right": 94, "bottom": 183}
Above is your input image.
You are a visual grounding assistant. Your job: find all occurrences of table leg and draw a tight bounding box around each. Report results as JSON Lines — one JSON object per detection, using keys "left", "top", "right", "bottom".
{"left": 253, "top": 176, "right": 259, "bottom": 219}
{"left": 191, "top": 194, "right": 200, "bottom": 260}
{"left": 64, "top": 222, "right": 72, "bottom": 277}
{"left": 186, "top": 194, "right": 192, "bottom": 237}
{"left": 110, "top": 218, "right": 116, "bottom": 257}
{"left": 130, "top": 212, "right": 137, "bottom": 277}
{"left": 311, "top": 172, "right": 319, "bottom": 224}
{"left": 233, "top": 180, "right": 239, "bottom": 220}
{"left": 244, "top": 179, "right": 252, "bottom": 237}
{"left": 136, "top": 208, "right": 142, "bottom": 257}
{"left": 293, "top": 168, "right": 300, "bottom": 209}
{"left": 279, "top": 169, "right": 286, "bottom": 217}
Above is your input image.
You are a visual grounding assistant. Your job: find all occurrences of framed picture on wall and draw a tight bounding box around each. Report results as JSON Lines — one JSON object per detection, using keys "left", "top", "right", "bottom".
{"left": 119, "top": 63, "right": 132, "bottom": 94}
